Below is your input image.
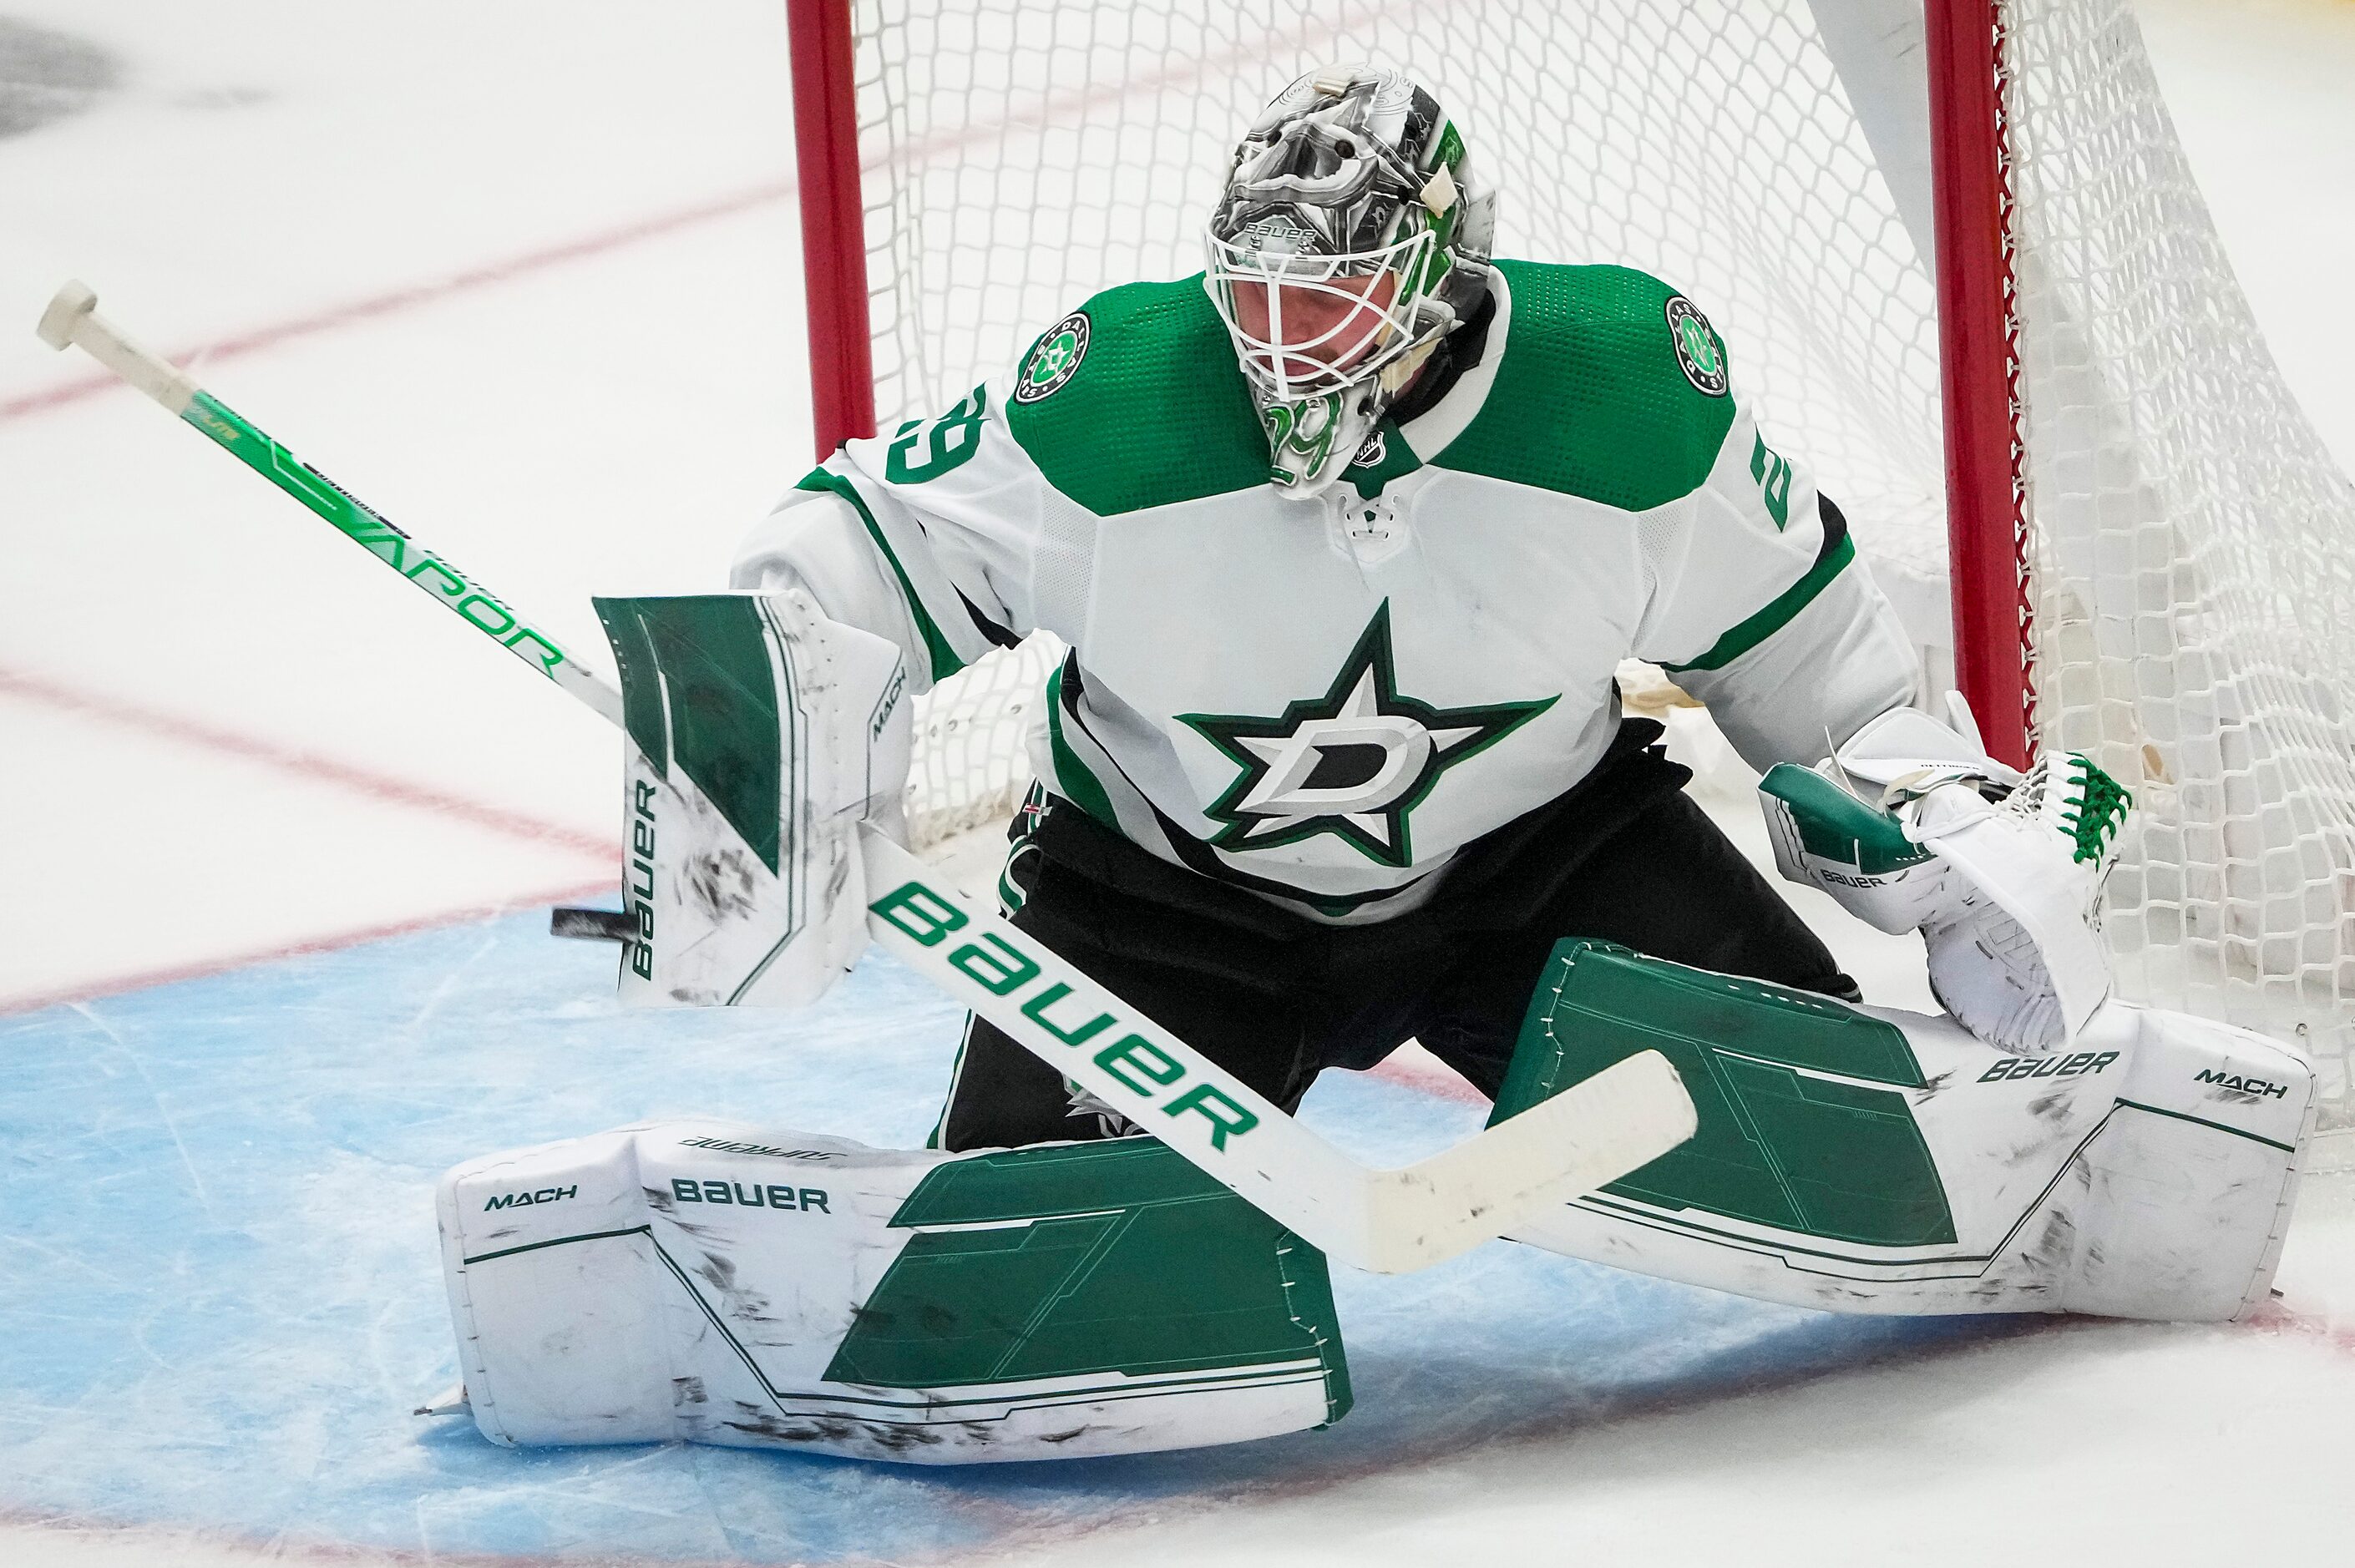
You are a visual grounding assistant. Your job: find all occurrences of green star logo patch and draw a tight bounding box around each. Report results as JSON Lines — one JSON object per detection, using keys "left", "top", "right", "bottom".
{"left": 1014, "top": 311, "right": 1090, "bottom": 404}
{"left": 1664, "top": 294, "right": 1728, "bottom": 397}
{"left": 1178, "top": 604, "right": 1555, "bottom": 867}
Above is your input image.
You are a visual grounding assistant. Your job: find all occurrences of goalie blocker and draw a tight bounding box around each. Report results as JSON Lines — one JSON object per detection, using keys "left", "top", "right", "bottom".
{"left": 592, "top": 588, "right": 911, "bottom": 1007}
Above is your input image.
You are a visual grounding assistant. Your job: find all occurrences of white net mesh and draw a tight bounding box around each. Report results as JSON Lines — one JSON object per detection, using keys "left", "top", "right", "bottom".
{"left": 2009, "top": 0, "right": 2355, "bottom": 1095}
{"left": 901, "top": 631, "right": 1061, "bottom": 845}
{"left": 844, "top": 0, "right": 2355, "bottom": 1091}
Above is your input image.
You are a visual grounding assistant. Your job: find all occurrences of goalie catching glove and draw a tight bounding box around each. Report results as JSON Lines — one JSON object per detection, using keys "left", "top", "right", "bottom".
{"left": 1758, "top": 706, "right": 2132, "bottom": 1050}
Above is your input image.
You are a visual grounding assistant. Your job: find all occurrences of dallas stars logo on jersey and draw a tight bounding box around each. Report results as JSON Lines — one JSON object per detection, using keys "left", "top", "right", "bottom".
{"left": 1664, "top": 295, "right": 1728, "bottom": 397}
{"left": 1015, "top": 311, "right": 1091, "bottom": 404}
{"left": 1179, "top": 604, "right": 1555, "bottom": 867}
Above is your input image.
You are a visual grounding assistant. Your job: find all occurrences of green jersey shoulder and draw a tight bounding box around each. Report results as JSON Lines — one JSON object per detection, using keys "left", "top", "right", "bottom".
{"left": 1003, "top": 276, "right": 1269, "bottom": 517}
{"left": 995, "top": 260, "right": 1740, "bottom": 518}
{"left": 1429, "top": 259, "right": 1739, "bottom": 511}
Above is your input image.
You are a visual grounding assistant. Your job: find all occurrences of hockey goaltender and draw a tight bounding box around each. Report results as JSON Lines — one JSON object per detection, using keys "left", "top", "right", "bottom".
{"left": 426, "top": 67, "right": 2312, "bottom": 1465}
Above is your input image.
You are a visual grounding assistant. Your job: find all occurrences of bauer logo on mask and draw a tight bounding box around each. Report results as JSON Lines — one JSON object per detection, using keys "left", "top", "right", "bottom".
{"left": 1240, "top": 213, "right": 1317, "bottom": 256}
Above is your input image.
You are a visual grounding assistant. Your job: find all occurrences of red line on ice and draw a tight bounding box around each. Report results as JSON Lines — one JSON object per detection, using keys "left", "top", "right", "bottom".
{"left": 0, "top": 876, "right": 620, "bottom": 1019}
{"left": 1366, "top": 1051, "right": 1489, "bottom": 1105}
{"left": 0, "top": 664, "right": 610, "bottom": 857}
{"left": 0, "top": 664, "right": 619, "bottom": 1013}
{"left": 0, "top": 175, "right": 795, "bottom": 423}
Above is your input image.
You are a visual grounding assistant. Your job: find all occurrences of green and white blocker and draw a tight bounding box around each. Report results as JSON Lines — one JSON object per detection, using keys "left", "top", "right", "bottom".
{"left": 732, "top": 260, "right": 1918, "bottom": 920}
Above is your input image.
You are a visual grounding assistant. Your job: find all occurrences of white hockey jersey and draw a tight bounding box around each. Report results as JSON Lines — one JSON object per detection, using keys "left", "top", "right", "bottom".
{"left": 733, "top": 260, "right": 1917, "bottom": 921}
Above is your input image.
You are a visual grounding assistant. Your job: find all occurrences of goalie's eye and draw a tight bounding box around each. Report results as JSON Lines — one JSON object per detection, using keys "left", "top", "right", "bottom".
{"left": 1334, "top": 139, "right": 1355, "bottom": 157}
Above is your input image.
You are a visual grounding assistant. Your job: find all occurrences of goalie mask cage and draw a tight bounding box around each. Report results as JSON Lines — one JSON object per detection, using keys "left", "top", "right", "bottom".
{"left": 785, "top": 0, "right": 2355, "bottom": 1108}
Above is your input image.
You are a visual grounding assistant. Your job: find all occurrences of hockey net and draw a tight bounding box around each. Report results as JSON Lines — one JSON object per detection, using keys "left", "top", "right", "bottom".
{"left": 834, "top": 0, "right": 2355, "bottom": 1103}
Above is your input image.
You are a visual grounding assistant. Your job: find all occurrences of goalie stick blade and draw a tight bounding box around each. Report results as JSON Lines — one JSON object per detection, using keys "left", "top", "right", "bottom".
{"left": 857, "top": 827, "right": 1697, "bottom": 1275}
{"left": 550, "top": 907, "right": 635, "bottom": 943}
{"left": 1355, "top": 1047, "right": 1694, "bottom": 1274}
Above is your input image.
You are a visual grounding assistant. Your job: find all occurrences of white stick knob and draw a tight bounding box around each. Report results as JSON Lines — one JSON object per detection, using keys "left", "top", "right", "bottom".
{"left": 36, "top": 281, "right": 200, "bottom": 414}
{"left": 35, "top": 280, "right": 96, "bottom": 349}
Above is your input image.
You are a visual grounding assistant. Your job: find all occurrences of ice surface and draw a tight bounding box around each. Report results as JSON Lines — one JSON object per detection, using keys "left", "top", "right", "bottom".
{"left": 4, "top": 0, "right": 2355, "bottom": 1561}
{"left": 0, "top": 0, "right": 806, "bottom": 1008}
{"left": 7, "top": 913, "right": 2351, "bottom": 1565}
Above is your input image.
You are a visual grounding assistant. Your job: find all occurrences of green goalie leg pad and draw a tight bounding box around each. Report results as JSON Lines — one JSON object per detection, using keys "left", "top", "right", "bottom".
{"left": 438, "top": 1122, "right": 1350, "bottom": 1463}
{"left": 1492, "top": 942, "right": 2310, "bottom": 1323}
{"left": 823, "top": 1137, "right": 1353, "bottom": 1423}
{"left": 1490, "top": 940, "right": 1957, "bottom": 1248}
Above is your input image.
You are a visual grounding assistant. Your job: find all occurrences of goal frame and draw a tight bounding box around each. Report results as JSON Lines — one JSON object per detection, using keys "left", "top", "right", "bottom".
{"left": 782, "top": 0, "right": 2033, "bottom": 766}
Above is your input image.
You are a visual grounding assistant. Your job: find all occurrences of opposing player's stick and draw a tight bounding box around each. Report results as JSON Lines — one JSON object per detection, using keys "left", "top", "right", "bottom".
{"left": 36, "top": 280, "right": 1697, "bottom": 1275}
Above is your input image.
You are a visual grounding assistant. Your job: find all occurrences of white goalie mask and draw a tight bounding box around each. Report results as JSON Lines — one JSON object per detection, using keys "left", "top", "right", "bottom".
{"left": 1206, "top": 65, "right": 1496, "bottom": 497}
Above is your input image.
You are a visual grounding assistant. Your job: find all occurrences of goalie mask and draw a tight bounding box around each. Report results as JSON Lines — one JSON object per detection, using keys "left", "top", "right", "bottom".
{"left": 1206, "top": 65, "right": 1496, "bottom": 497}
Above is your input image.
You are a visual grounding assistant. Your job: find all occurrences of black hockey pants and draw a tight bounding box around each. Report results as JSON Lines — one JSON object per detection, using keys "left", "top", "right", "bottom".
{"left": 934, "top": 718, "right": 1856, "bottom": 1151}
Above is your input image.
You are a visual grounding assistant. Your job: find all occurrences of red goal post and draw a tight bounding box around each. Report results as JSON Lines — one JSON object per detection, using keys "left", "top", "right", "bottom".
{"left": 786, "top": 0, "right": 879, "bottom": 461}
{"left": 1924, "top": 0, "right": 2031, "bottom": 771}
{"left": 782, "top": 0, "right": 2355, "bottom": 1099}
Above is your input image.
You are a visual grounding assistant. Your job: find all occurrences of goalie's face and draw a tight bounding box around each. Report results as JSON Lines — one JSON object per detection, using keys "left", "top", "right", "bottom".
{"left": 1205, "top": 226, "right": 1435, "bottom": 401}
{"left": 1228, "top": 271, "right": 1400, "bottom": 382}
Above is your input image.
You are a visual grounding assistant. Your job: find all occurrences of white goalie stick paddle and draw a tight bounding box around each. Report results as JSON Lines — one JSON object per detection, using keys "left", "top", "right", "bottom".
{"left": 37, "top": 279, "right": 1699, "bottom": 1276}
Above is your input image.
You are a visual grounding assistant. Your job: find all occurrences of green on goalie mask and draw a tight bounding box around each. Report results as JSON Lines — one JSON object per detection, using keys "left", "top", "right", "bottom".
{"left": 1206, "top": 65, "right": 1496, "bottom": 498}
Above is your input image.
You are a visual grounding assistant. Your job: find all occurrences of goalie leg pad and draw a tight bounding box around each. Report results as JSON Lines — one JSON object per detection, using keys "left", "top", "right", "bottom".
{"left": 435, "top": 1121, "right": 1350, "bottom": 1464}
{"left": 1497, "top": 941, "right": 2310, "bottom": 1322}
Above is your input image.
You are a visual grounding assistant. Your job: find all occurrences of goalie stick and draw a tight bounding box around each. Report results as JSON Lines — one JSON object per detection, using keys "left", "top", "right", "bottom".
{"left": 34, "top": 279, "right": 1698, "bottom": 1275}
{"left": 34, "top": 282, "right": 625, "bottom": 728}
